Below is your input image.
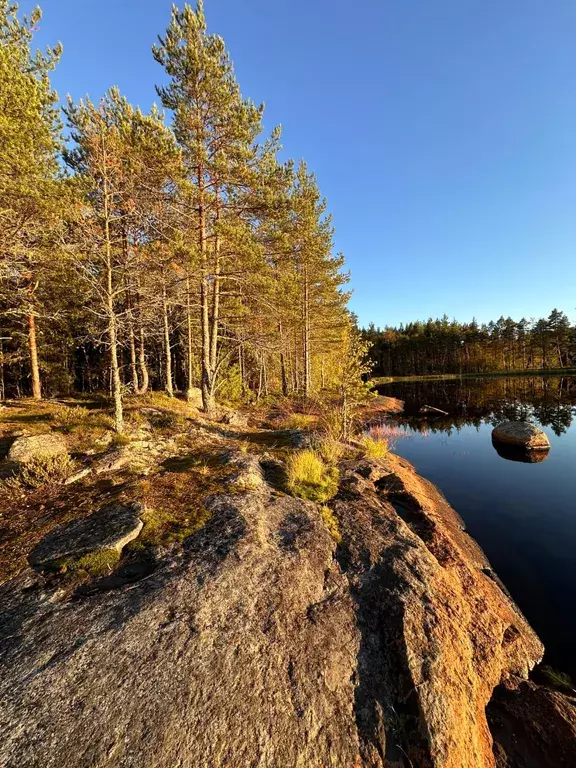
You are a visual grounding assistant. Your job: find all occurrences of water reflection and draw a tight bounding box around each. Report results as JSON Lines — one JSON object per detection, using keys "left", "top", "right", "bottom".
{"left": 491, "top": 440, "right": 549, "bottom": 463}
{"left": 377, "top": 375, "right": 576, "bottom": 437}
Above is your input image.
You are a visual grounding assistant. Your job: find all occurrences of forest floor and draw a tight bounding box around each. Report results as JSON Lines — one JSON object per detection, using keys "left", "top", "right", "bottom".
{"left": 0, "top": 392, "right": 400, "bottom": 586}
{"left": 373, "top": 367, "right": 576, "bottom": 385}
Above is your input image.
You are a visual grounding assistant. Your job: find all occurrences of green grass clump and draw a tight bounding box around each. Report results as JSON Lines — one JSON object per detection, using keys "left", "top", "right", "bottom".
{"left": 110, "top": 432, "right": 132, "bottom": 448}
{"left": 320, "top": 505, "right": 342, "bottom": 543}
{"left": 359, "top": 434, "right": 388, "bottom": 460}
{"left": 286, "top": 449, "right": 339, "bottom": 503}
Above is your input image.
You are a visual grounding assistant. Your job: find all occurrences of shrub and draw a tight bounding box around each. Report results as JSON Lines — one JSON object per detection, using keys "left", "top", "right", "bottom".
{"left": 359, "top": 434, "right": 388, "bottom": 460}
{"left": 321, "top": 505, "right": 342, "bottom": 543}
{"left": 286, "top": 449, "right": 339, "bottom": 503}
{"left": 146, "top": 410, "right": 186, "bottom": 431}
{"left": 52, "top": 404, "right": 91, "bottom": 427}
{"left": 17, "top": 454, "right": 76, "bottom": 489}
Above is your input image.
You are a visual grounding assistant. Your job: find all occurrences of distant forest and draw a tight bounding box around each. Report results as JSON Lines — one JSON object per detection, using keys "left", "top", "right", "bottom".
{"left": 363, "top": 309, "right": 575, "bottom": 377}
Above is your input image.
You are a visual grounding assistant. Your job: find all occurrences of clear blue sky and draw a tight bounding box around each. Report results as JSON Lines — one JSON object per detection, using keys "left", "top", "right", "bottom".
{"left": 28, "top": 0, "right": 576, "bottom": 328}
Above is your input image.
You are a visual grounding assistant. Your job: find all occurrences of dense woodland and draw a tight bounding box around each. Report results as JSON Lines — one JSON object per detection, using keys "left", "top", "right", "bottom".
{"left": 364, "top": 310, "right": 576, "bottom": 377}
{"left": 1, "top": 2, "right": 357, "bottom": 430}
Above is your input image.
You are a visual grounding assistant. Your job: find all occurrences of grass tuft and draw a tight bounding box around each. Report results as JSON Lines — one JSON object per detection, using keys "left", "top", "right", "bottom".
{"left": 315, "top": 437, "right": 344, "bottom": 465}
{"left": 320, "top": 505, "right": 342, "bottom": 543}
{"left": 283, "top": 413, "right": 319, "bottom": 431}
{"left": 132, "top": 504, "right": 211, "bottom": 549}
{"left": 359, "top": 434, "right": 389, "bottom": 460}
{"left": 286, "top": 449, "right": 339, "bottom": 503}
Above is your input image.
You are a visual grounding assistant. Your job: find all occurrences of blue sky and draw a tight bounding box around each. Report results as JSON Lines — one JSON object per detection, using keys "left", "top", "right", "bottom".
{"left": 28, "top": 0, "right": 576, "bottom": 328}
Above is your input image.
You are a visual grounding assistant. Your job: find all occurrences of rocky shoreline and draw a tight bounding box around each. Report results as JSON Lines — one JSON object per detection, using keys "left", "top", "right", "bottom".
{"left": 0, "top": 409, "right": 575, "bottom": 767}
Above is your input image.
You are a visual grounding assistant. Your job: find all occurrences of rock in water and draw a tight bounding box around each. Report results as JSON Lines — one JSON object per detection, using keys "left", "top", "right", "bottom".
{"left": 7, "top": 433, "right": 68, "bottom": 465}
{"left": 492, "top": 421, "right": 550, "bottom": 450}
{"left": 29, "top": 502, "right": 144, "bottom": 569}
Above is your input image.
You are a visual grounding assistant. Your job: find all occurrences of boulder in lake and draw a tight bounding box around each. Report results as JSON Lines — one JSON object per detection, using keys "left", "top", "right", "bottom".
{"left": 492, "top": 421, "right": 550, "bottom": 450}
{"left": 29, "top": 501, "right": 144, "bottom": 569}
{"left": 7, "top": 433, "right": 68, "bottom": 465}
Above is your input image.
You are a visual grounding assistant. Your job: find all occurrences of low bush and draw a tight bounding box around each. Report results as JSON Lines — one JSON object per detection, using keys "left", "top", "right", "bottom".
{"left": 286, "top": 449, "right": 339, "bottom": 503}
{"left": 16, "top": 454, "right": 76, "bottom": 489}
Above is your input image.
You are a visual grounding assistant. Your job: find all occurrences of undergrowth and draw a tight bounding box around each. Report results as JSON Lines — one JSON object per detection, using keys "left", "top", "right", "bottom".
{"left": 5, "top": 454, "right": 76, "bottom": 490}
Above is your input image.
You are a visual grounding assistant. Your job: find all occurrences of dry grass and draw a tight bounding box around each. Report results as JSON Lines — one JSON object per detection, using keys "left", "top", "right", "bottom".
{"left": 286, "top": 449, "right": 339, "bottom": 503}
{"left": 283, "top": 413, "right": 319, "bottom": 431}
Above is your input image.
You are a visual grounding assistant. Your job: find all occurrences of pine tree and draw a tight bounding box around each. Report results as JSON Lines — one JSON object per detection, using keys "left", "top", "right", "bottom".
{"left": 0, "top": 1, "right": 63, "bottom": 399}
{"left": 153, "top": 1, "right": 269, "bottom": 413}
{"left": 64, "top": 88, "right": 179, "bottom": 430}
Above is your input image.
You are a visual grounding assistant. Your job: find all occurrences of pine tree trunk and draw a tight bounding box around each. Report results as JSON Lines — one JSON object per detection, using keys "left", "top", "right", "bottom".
{"left": 128, "top": 316, "right": 139, "bottom": 393}
{"left": 136, "top": 327, "right": 149, "bottom": 393}
{"left": 102, "top": 133, "right": 123, "bottom": 433}
{"left": 279, "top": 323, "right": 288, "bottom": 397}
{"left": 162, "top": 281, "right": 174, "bottom": 397}
{"left": 303, "top": 266, "right": 311, "bottom": 396}
{"left": 199, "top": 171, "right": 216, "bottom": 414}
{"left": 185, "top": 275, "right": 195, "bottom": 400}
{"left": 28, "top": 312, "right": 42, "bottom": 400}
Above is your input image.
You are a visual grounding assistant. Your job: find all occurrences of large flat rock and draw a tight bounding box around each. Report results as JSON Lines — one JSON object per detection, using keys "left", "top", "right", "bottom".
{"left": 29, "top": 502, "right": 144, "bottom": 568}
{"left": 492, "top": 421, "right": 551, "bottom": 450}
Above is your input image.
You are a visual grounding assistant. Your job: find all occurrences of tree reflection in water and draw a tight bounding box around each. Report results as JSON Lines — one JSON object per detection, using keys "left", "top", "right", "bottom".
{"left": 379, "top": 375, "right": 576, "bottom": 437}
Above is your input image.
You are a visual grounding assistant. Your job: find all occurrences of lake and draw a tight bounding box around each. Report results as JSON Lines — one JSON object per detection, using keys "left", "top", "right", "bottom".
{"left": 376, "top": 375, "right": 576, "bottom": 678}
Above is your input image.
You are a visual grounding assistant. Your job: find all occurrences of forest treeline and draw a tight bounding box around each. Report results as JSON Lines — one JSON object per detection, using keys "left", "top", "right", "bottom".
{"left": 1, "top": 1, "right": 356, "bottom": 430}
{"left": 363, "top": 310, "right": 575, "bottom": 377}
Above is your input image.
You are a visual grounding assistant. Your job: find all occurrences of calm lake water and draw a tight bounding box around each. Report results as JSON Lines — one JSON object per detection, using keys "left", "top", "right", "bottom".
{"left": 376, "top": 375, "right": 576, "bottom": 678}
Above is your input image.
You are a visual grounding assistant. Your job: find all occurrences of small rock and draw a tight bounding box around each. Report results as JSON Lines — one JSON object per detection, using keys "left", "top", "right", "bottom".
{"left": 29, "top": 501, "right": 144, "bottom": 569}
{"left": 222, "top": 410, "right": 249, "bottom": 428}
{"left": 7, "top": 434, "right": 68, "bottom": 465}
{"left": 492, "top": 421, "right": 550, "bottom": 450}
{"left": 185, "top": 387, "right": 203, "bottom": 409}
{"left": 91, "top": 449, "right": 132, "bottom": 475}
{"left": 63, "top": 467, "right": 92, "bottom": 485}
